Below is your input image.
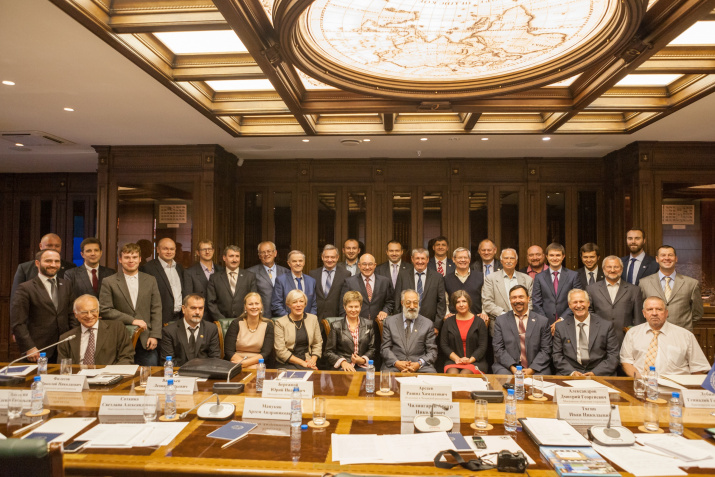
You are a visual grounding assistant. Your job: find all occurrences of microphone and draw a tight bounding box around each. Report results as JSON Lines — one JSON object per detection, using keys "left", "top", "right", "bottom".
{"left": 0, "top": 335, "right": 77, "bottom": 386}
{"left": 213, "top": 361, "right": 244, "bottom": 394}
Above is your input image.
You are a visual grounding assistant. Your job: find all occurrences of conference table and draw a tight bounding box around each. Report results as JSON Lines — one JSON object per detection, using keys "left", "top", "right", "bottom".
{"left": 3, "top": 365, "right": 715, "bottom": 477}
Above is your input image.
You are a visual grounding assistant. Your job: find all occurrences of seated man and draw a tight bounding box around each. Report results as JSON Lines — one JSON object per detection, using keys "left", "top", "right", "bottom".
{"left": 58, "top": 294, "right": 135, "bottom": 365}
{"left": 621, "top": 296, "right": 710, "bottom": 377}
{"left": 552, "top": 289, "right": 620, "bottom": 376}
{"left": 380, "top": 289, "right": 437, "bottom": 373}
{"left": 492, "top": 285, "right": 552, "bottom": 375}
{"left": 160, "top": 294, "right": 220, "bottom": 367}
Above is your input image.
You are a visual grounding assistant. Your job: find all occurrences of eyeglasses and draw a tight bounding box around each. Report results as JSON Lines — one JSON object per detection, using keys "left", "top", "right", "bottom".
{"left": 359, "top": 262, "right": 376, "bottom": 267}
{"left": 199, "top": 248, "right": 214, "bottom": 252}
{"left": 76, "top": 309, "right": 99, "bottom": 317}
{"left": 258, "top": 251, "right": 275, "bottom": 256}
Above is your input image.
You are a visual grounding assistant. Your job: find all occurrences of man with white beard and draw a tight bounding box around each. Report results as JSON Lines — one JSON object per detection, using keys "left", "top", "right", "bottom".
{"left": 380, "top": 289, "right": 437, "bottom": 373}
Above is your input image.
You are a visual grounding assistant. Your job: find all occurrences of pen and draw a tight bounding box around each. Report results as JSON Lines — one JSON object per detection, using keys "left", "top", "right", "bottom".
{"left": 221, "top": 433, "right": 249, "bottom": 449}
{"left": 12, "top": 418, "right": 44, "bottom": 436}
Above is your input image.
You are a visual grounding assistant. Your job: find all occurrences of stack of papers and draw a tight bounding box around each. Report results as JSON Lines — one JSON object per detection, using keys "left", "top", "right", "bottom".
{"left": 395, "top": 375, "right": 489, "bottom": 392}
{"left": 519, "top": 418, "right": 590, "bottom": 446}
{"left": 76, "top": 422, "right": 188, "bottom": 447}
{"left": 78, "top": 365, "right": 138, "bottom": 377}
{"left": 331, "top": 432, "right": 456, "bottom": 465}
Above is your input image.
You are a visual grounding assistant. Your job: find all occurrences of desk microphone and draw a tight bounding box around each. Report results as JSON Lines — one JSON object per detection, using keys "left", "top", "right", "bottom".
{"left": 213, "top": 361, "right": 244, "bottom": 394}
{"left": 588, "top": 404, "right": 636, "bottom": 446}
{"left": 414, "top": 403, "right": 453, "bottom": 432}
{"left": 1, "top": 335, "right": 77, "bottom": 386}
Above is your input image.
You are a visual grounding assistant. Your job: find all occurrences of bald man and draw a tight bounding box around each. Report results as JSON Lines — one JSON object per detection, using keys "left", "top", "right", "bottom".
{"left": 11, "top": 233, "right": 76, "bottom": 300}
{"left": 141, "top": 238, "right": 185, "bottom": 325}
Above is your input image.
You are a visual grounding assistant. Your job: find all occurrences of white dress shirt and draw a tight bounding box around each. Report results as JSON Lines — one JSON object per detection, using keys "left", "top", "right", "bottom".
{"left": 124, "top": 273, "right": 139, "bottom": 308}
{"left": 38, "top": 272, "right": 57, "bottom": 301}
{"left": 85, "top": 264, "right": 100, "bottom": 284}
{"left": 502, "top": 271, "right": 519, "bottom": 302}
{"left": 159, "top": 257, "right": 183, "bottom": 312}
{"left": 574, "top": 315, "right": 591, "bottom": 365}
{"left": 184, "top": 319, "right": 200, "bottom": 342}
{"left": 627, "top": 251, "right": 646, "bottom": 284}
{"left": 606, "top": 280, "right": 621, "bottom": 303}
{"left": 584, "top": 267, "right": 599, "bottom": 285}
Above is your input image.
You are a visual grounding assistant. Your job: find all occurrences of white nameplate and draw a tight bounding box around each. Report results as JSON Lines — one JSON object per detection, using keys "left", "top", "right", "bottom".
{"left": 262, "top": 380, "right": 314, "bottom": 399}
{"left": 400, "top": 384, "right": 452, "bottom": 403}
{"left": 683, "top": 389, "right": 715, "bottom": 408}
{"left": 98, "top": 396, "right": 144, "bottom": 416}
{"left": 400, "top": 401, "right": 460, "bottom": 422}
{"left": 554, "top": 387, "right": 610, "bottom": 404}
{"left": 242, "top": 397, "right": 292, "bottom": 421}
{"left": 557, "top": 404, "right": 622, "bottom": 426}
{"left": 40, "top": 375, "right": 88, "bottom": 392}
{"left": 0, "top": 390, "right": 32, "bottom": 408}
{"left": 145, "top": 377, "right": 198, "bottom": 395}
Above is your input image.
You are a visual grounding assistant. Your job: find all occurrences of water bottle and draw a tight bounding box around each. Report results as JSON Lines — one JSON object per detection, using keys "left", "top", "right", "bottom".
{"left": 365, "top": 360, "right": 375, "bottom": 394}
{"left": 514, "top": 365, "right": 524, "bottom": 400}
{"left": 669, "top": 392, "right": 683, "bottom": 436}
{"left": 290, "top": 425, "right": 301, "bottom": 462}
{"left": 290, "top": 386, "right": 302, "bottom": 427}
{"left": 164, "top": 356, "right": 174, "bottom": 378}
{"left": 256, "top": 359, "right": 266, "bottom": 392}
{"left": 647, "top": 366, "right": 658, "bottom": 401}
{"left": 37, "top": 352, "right": 48, "bottom": 375}
{"left": 504, "top": 388, "right": 517, "bottom": 431}
{"left": 31, "top": 376, "right": 44, "bottom": 414}
{"left": 164, "top": 379, "right": 176, "bottom": 419}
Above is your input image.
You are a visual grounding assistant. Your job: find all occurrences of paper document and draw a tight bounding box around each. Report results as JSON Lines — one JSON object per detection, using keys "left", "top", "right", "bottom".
{"left": 657, "top": 378, "right": 687, "bottom": 390}
{"left": 524, "top": 378, "right": 562, "bottom": 396}
{"left": 78, "top": 365, "right": 138, "bottom": 377}
{"left": 395, "top": 375, "right": 488, "bottom": 392}
{"left": 21, "top": 418, "right": 96, "bottom": 443}
{"left": 77, "top": 422, "right": 188, "bottom": 447}
{"left": 519, "top": 418, "right": 590, "bottom": 446}
{"left": 662, "top": 375, "right": 706, "bottom": 387}
{"left": 563, "top": 380, "right": 619, "bottom": 393}
{"left": 467, "top": 435, "right": 536, "bottom": 465}
{"left": 592, "top": 443, "right": 687, "bottom": 477}
{"left": 636, "top": 434, "right": 708, "bottom": 462}
{"left": 0, "top": 365, "right": 37, "bottom": 375}
{"left": 332, "top": 432, "right": 456, "bottom": 465}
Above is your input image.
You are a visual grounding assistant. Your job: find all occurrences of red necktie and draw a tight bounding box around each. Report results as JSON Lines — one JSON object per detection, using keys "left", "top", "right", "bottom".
{"left": 553, "top": 271, "right": 559, "bottom": 295}
{"left": 518, "top": 317, "right": 528, "bottom": 368}
{"left": 365, "top": 277, "right": 373, "bottom": 302}
{"left": 437, "top": 261, "right": 444, "bottom": 276}
{"left": 91, "top": 269, "right": 99, "bottom": 294}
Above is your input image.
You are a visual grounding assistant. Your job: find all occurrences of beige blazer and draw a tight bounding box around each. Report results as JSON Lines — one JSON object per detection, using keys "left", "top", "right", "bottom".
{"left": 481, "top": 271, "right": 533, "bottom": 335}
{"left": 639, "top": 273, "right": 703, "bottom": 331}
{"left": 273, "top": 313, "right": 322, "bottom": 364}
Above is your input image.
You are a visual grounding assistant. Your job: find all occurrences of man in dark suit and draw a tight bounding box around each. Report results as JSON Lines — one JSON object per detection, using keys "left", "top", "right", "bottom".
{"left": 519, "top": 245, "right": 546, "bottom": 280}
{"left": 183, "top": 240, "right": 223, "bottom": 320}
{"left": 532, "top": 243, "right": 584, "bottom": 330}
{"left": 587, "top": 255, "right": 643, "bottom": 344}
{"left": 375, "top": 240, "right": 413, "bottom": 288}
{"left": 471, "top": 239, "right": 502, "bottom": 276}
{"left": 247, "top": 241, "right": 288, "bottom": 318}
{"left": 10, "top": 249, "right": 74, "bottom": 362}
{"left": 63, "top": 237, "right": 115, "bottom": 298}
{"left": 340, "top": 253, "right": 394, "bottom": 321}
{"left": 309, "top": 244, "right": 351, "bottom": 319}
{"left": 552, "top": 289, "right": 620, "bottom": 376}
{"left": 427, "top": 236, "right": 455, "bottom": 277}
{"left": 341, "top": 239, "right": 361, "bottom": 276}
{"left": 577, "top": 242, "right": 605, "bottom": 287}
{"left": 58, "top": 294, "right": 134, "bottom": 365}
{"left": 621, "top": 228, "right": 659, "bottom": 285}
{"left": 271, "top": 250, "right": 317, "bottom": 317}
{"left": 207, "top": 245, "right": 258, "bottom": 321}
{"left": 11, "top": 233, "right": 76, "bottom": 299}
{"left": 141, "top": 238, "right": 185, "bottom": 325}
{"left": 492, "top": 285, "right": 552, "bottom": 375}
{"left": 99, "top": 243, "right": 163, "bottom": 366}
{"left": 394, "top": 248, "right": 446, "bottom": 332}
{"left": 160, "top": 294, "right": 220, "bottom": 367}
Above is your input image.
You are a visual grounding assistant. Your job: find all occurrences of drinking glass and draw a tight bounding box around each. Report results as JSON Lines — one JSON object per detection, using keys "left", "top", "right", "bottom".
{"left": 60, "top": 358, "right": 72, "bottom": 375}
{"left": 380, "top": 371, "right": 392, "bottom": 393}
{"left": 276, "top": 368, "right": 287, "bottom": 380}
{"left": 634, "top": 377, "right": 646, "bottom": 399}
{"left": 474, "top": 399, "right": 489, "bottom": 430}
{"left": 8, "top": 391, "right": 24, "bottom": 419}
{"left": 531, "top": 375, "right": 545, "bottom": 399}
{"left": 643, "top": 401, "right": 660, "bottom": 432}
{"left": 312, "top": 397, "right": 327, "bottom": 425}
{"left": 139, "top": 366, "right": 152, "bottom": 387}
{"left": 143, "top": 394, "right": 159, "bottom": 422}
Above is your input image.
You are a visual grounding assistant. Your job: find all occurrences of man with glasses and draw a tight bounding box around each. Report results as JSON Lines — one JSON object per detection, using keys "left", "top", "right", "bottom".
{"left": 247, "top": 241, "right": 288, "bottom": 318}
{"left": 340, "top": 253, "right": 394, "bottom": 321}
{"left": 184, "top": 239, "right": 223, "bottom": 321}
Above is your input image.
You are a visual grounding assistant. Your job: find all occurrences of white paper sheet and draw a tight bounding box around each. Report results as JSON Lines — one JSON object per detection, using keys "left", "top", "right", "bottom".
{"left": 592, "top": 442, "right": 687, "bottom": 477}
{"left": 520, "top": 417, "right": 590, "bottom": 446}
{"left": 20, "top": 417, "right": 96, "bottom": 443}
{"left": 636, "top": 434, "right": 710, "bottom": 462}
{"left": 78, "top": 424, "right": 146, "bottom": 447}
{"left": 662, "top": 375, "right": 706, "bottom": 387}
{"left": 78, "top": 365, "right": 138, "bottom": 377}
{"left": 395, "top": 375, "right": 488, "bottom": 392}
{"left": 332, "top": 432, "right": 456, "bottom": 465}
{"left": 657, "top": 378, "right": 687, "bottom": 390}
{"left": 562, "top": 379, "right": 619, "bottom": 393}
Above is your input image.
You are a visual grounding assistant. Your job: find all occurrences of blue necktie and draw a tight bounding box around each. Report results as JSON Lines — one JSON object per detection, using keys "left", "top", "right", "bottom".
{"left": 296, "top": 277, "right": 303, "bottom": 291}
{"left": 324, "top": 270, "right": 332, "bottom": 295}
{"left": 485, "top": 264, "right": 491, "bottom": 276}
{"left": 627, "top": 258, "right": 637, "bottom": 284}
{"left": 416, "top": 272, "right": 424, "bottom": 304}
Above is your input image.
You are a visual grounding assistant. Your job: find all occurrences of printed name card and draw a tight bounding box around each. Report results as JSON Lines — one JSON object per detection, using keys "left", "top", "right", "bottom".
{"left": 0, "top": 389, "right": 31, "bottom": 408}
{"left": 400, "top": 384, "right": 452, "bottom": 403}
{"left": 557, "top": 404, "right": 621, "bottom": 426}
{"left": 242, "top": 398, "right": 292, "bottom": 421}
{"left": 683, "top": 390, "right": 715, "bottom": 408}
{"left": 145, "top": 377, "right": 198, "bottom": 395}
{"left": 261, "top": 380, "right": 314, "bottom": 399}
{"left": 98, "top": 396, "right": 144, "bottom": 416}
{"left": 40, "top": 375, "right": 88, "bottom": 392}
{"left": 554, "top": 387, "right": 610, "bottom": 404}
{"left": 400, "top": 401, "right": 460, "bottom": 422}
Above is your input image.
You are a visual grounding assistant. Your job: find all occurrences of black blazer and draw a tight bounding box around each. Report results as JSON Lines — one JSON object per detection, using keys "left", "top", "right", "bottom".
{"left": 223, "top": 318, "right": 275, "bottom": 363}
{"left": 141, "top": 259, "right": 185, "bottom": 325}
{"left": 160, "top": 319, "right": 221, "bottom": 367}
{"left": 207, "top": 269, "right": 258, "bottom": 320}
{"left": 309, "top": 266, "right": 352, "bottom": 319}
{"left": 577, "top": 267, "right": 605, "bottom": 288}
{"left": 63, "top": 264, "right": 115, "bottom": 298}
{"left": 620, "top": 254, "right": 659, "bottom": 285}
{"left": 339, "top": 274, "right": 394, "bottom": 320}
{"left": 11, "top": 259, "right": 76, "bottom": 298}
{"left": 394, "top": 268, "right": 446, "bottom": 329}
{"left": 428, "top": 257, "right": 455, "bottom": 276}
{"left": 439, "top": 315, "right": 489, "bottom": 373}
{"left": 184, "top": 262, "right": 224, "bottom": 320}
{"left": 324, "top": 317, "right": 376, "bottom": 367}
{"left": 443, "top": 271, "right": 484, "bottom": 315}
{"left": 471, "top": 258, "right": 502, "bottom": 274}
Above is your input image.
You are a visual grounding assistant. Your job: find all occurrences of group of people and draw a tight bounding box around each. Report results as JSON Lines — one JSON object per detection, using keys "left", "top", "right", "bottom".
{"left": 8, "top": 229, "right": 710, "bottom": 379}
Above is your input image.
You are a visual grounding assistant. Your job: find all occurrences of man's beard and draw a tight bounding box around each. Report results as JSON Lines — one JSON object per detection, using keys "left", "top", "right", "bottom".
{"left": 404, "top": 307, "right": 419, "bottom": 321}
{"left": 188, "top": 315, "right": 202, "bottom": 325}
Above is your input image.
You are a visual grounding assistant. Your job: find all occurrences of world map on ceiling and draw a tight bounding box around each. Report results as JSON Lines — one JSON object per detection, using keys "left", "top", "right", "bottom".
{"left": 303, "top": 0, "right": 615, "bottom": 82}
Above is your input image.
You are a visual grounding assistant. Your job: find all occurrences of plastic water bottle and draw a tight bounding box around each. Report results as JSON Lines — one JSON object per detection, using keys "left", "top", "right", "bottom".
{"left": 647, "top": 366, "right": 658, "bottom": 401}
{"left": 290, "top": 386, "right": 302, "bottom": 427}
{"left": 164, "top": 379, "right": 176, "bottom": 419}
{"left": 31, "top": 376, "right": 44, "bottom": 414}
{"left": 164, "top": 356, "right": 174, "bottom": 378}
{"left": 37, "top": 352, "right": 48, "bottom": 375}
{"left": 669, "top": 392, "right": 683, "bottom": 436}
{"left": 504, "top": 388, "right": 517, "bottom": 431}
{"left": 514, "top": 365, "right": 524, "bottom": 400}
{"left": 365, "top": 360, "right": 375, "bottom": 393}
{"left": 256, "top": 359, "right": 266, "bottom": 392}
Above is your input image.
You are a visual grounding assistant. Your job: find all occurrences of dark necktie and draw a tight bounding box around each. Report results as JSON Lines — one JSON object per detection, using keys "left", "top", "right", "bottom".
{"left": 296, "top": 277, "right": 303, "bottom": 291}
{"left": 552, "top": 271, "right": 559, "bottom": 295}
{"left": 188, "top": 327, "right": 197, "bottom": 358}
{"left": 91, "top": 269, "right": 98, "bottom": 294}
{"left": 416, "top": 273, "right": 424, "bottom": 303}
{"left": 49, "top": 278, "right": 59, "bottom": 309}
{"left": 588, "top": 271, "right": 594, "bottom": 285}
{"left": 627, "top": 258, "right": 637, "bottom": 284}
{"left": 84, "top": 328, "right": 95, "bottom": 365}
{"left": 517, "top": 317, "right": 528, "bottom": 368}
{"left": 324, "top": 270, "right": 332, "bottom": 295}
{"left": 405, "top": 321, "right": 411, "bottom": 340}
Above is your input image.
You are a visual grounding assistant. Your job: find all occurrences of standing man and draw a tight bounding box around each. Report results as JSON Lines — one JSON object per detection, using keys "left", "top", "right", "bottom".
{"left": 207, "top": 246, "right": 258, "bottom": 321}
{"left": 247, "top": 241, "right": 288, "bottom": 318}
{"left": 621, "top": 228, "right": 659, "bottom": 285}
{"left": 340, "top": 253, "right": 394, "bottom": 321}
{"left": 444, "top": 247, "right": 487, "bottom": 317}
{"left": 519, "top": 245, "right": 546, "bottom": 280}
{"left": 428, "top": 236, "right": 455, "bottom": 277}
{"left": 184, "top": 239, "right": 223, "bottom": 306}
{"left": 394, "top": 248, "right": 446, "bottom": 332}
{"left": 471, "top": 239, "right": 502, "bottom": 276}
{"left": 11, "top": 233, "right": 76, "bottom": 298}
{"left": 10, "top": 249, "right": 74, "bottom": 362}
{"left": 99, "top": 243, "right": 162, "bottom": 366}
{"left": 309, "top": 244, "right": 351, "bottom": 319}
{"left": 63, "top": 237, "right": 115, "bottom": 298}
{"left": 375, "top": 240, "right": 413, "bottom": 288}
{"left": 341, "top": 239, "right": 361, "bottom": 276}
{"left": 271, "top": 250, "right": 317, "bottom": 317}
{"left": 482, "top": 249, "right": 533, "bottom": 330}
{"left": 577, "top": 243, "right": 605, "bottom": 287}
{"left": 532, "top": 243, "right": 583, "bottom": 329}
{"left": 160, "top": 294, "right": 221, "bottom": 367}
{"left": 142, "top": 238, "right": 184, "bottom": 325}
{"left": 639, "top": 245, "right": 703, "bottom": 331}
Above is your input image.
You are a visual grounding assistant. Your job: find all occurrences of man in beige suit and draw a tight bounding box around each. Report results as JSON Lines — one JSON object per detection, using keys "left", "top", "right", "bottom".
{"left": 482, "top": 248, "right": 533, "bottom": 335}
{"left": 99, "top": 243, "right": 163, "bottom": 365}
{"left": 639, "top": 245, "right": 703, "bottom": 332}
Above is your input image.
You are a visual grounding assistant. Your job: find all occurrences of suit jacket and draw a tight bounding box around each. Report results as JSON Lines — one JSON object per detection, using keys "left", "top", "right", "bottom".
{"left": 577, "top": 267, "right": 605, "bottom": 287}
{"left": 11, "top": 258, "right": 76, "bottom": 298}
{"left": 439, "top": 315, "right": 489, "bottom": 372}
{"left": 492, "top": 311, "right": 552, "bottom": 375}
{"left": 621, "top": 254, "right": 659, "bottom": 285}
{"left": 207, "top": 269, "right": 258, "bottom": 321}
{"left": 309, "top": 266, "right": 351, "bottom": 319}
{"left": 273, "top": 313, "right": 322, "bottom": 364}
{"left": 246, "top": 263, "right": 288, "bottom": 318}
{"left": 639, "top": 273, "right": 703, "bottom": 331}
{"left": 183, "top": 262, "right": 224, "bottom": 299}
{"left": 552, "top": 313, "right": 620, "bottom": 376}
{"left": 160, "top": 319, "right": 221, "bottom": 367}
{"left": 324, "top": 317, "right": 376, "bottom": 367}
{"left": 58, "top": 319, "right": 134, "bottom": 365}
{"left": 428, "top": 257, "right": 455, "bottom": 276}
{"left": 380, "top": 313, "right": 437, "bottom": 372}
{"left": 141, "top": 259, "right": 185, "bottom": 325}
{"left": 587, "top": 280, "right": 643, "bottom": 343}
{"left": 271, "top": 273, "right": 317, "bottom": 317}
{"left": 532, "top": 267, "right": 584, "bottom": 324}
{"left": 98, "top": 272, "right": 162, "bottom": 348}
{"left": 63, "top": 264, "right": 115, "bottom": 298}
{"left": 444, "top": 271, "right": 485, "bottom": 316}
{"left": 10, "top": 276, "right": 73, "bottom": 359}
{"left": 375, "top": 261, "right": 413, "bottom": 287}
{"left": 339, "top": 274, "right": 394, "bottom": 320}
{"left": 481, "top": 271, "right": 533, "bottom": 325}
{"left": 394, "top": 269, "right": 446, "bottom": 329}
{"left": 471, "top": 258, "right": 502, "bottom": 274}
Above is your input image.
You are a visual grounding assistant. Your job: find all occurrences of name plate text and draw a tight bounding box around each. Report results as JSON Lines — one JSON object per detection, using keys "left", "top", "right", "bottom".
{"left": 683, "top": 390, "right": 715, "bottom": 408}
{"left": 554, "top": 387, "right": 610, "bottom": 404}
{"left": 99, "top": 395, "right": 144, "bottom": 416}
{"left": 40, "top": 375, "right": 88, "bottom": 392}
{"left": 262, "top": 380, "right": 314, "bottom": 399}
{"left": 400, "top": 384, "right": 452, "bottom": 403}
{"left": 242, "top": 398, "right": 292, "bottom": 421}
{"left": 557, "top": 404, "right": 621, "bottom": 426}
{"left": 145, "top": 377, "right": 197, "bottom": 395}
{"left": 400, "top": 401, "right": 459, "bottom": 422}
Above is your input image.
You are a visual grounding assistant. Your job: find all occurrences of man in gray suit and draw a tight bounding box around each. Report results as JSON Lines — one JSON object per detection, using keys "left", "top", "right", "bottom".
{"left": 246, "top": 241, "right": 288, "bottom": 318}
{"left": 482, "top": 248, "right": 533, "bottom": 334}
{"left": 63, "top": 237, "right": 115, "bottom": 298}
{"left": 207, "top": 246, "right": 258, "bottom": 321}
{"left": 381, "top": 290, "right": 438, "bottom": 373}
{"left": 99, "top": 243, "right": 162, "bottom": 366}
{"left": 552, "top": 289, "right": 620, "bottom": 376}
{"left": 639, "top": 245, "right": 703, "bottom": 331}
{"left": 309, "top": 244, "right": 351, "bottom": 319}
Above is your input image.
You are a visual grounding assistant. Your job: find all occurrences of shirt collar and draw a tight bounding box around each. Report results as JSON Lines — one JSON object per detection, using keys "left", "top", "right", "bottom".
{"left": 455, "top": 268, "right": 470, "bottom": 278}
{"left": 124, "top": 272, "right": 138, "bottom": 280}
{"left": 606, "top": 279, "right": 621, "bottom": 287}
{"left": 81, "top": 322, "right": 99, "bottom": 332}
{"left": 514, "top": 309, "right": 529, "bottom": 320}
{"left": 649, "top": 321, "right": 669, "bottom": 335}
{"left": 85, "top": 263, "right": 99, "bottom": 272}
{"left": 200, "top": 262, "right": 213, "bottom": 273}
{"left": 263, "top": 264, "right": 275, "bottom": 273}
{"left": 38, "top": 272, "right": 56, "bottom": 282}
{"left": 158, "top": 257, "right": 175, "bottom": 269}
{"left": 550, "top": 267, "right": 562, "bottom": 275}
{"left": 291, "top": 272, "right": 302, "bottom": 279}
{"left": 631, "top": 250, "right": 646, "bottom": 260}
{"left": 575, "top": 314, "right": 591, "bottom": 327}
{"left": 658, "top": 270, "right": 677, "bottom": 281}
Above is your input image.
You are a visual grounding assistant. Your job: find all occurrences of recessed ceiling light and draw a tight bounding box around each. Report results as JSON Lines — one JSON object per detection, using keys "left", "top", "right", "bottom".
{"left": 420, "top": 137, "right": 428, "bottom": 141}
{"left": 2, "top": 80, "right": 15, "bottom": 86}
{"left": 670, "top": 22, "right": 715, "bottom": 46}
{"left": 154, "top": 31, "right": 248, "bottom": 54}
{"left": 64, "top": 107, "right": 75, "bottom": 112}
{"left": 542, "top": 137, "right": 551, "bottom": 141}
{"left": 15, "top": 143, "right": 24, "bottom": 147}
{"left": 481, "top": 138, "right": 489, "bottom": 141}
{"left": 206, "top": 79, "right": 275, "bottom": 92}
{"left": 615, "top": 74, "right": 682, "bottom": 87}
{"left": 302, "top": 139, "right": 310, "bottom": 142}
{"left": 363, "top": 139, "right": 371, "bottom": 142}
